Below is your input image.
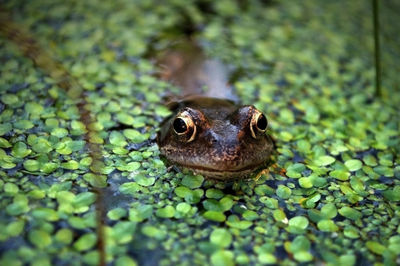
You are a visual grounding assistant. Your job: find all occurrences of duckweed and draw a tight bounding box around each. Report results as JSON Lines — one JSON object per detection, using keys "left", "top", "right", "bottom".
{"left": 1, "top": 0, "right": 399, "bottom": 265}
{"left": 155, "top": 205, "right": 175, "bottom": 218}
{"left": 210, "top": 228, "right": 232, "bottom": 248}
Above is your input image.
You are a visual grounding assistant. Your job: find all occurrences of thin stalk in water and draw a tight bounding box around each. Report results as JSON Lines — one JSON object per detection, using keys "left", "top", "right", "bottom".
{"left": 373, "top": 0, "right": 381, "bottom": 97}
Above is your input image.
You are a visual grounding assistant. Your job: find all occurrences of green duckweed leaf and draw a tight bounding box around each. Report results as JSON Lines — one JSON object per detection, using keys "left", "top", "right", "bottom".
{"left": 31, "top": 137, "right": 53, "bottom": 153}
{"left": 4, "top": 182, "right": 19, "bottom": 194}
{"left": 383, "top": 186, "right": 400, "bottom": 201}
{"left": 154, "top": 105, "right": 172, "bottom": 117}
{"left": 120, "top": 182, "right": 141, "bottom": 194}
{"left": 155, "top": 205, "right": 175, "bottom": 218}
{"left": 242, "top": 210, "right": 259, "bottom": 221}
{"left": 0, "top": 137, "right": 11, "bottom": 148}
{"left": 273, "top": 209, "right": 287, "bottom": 223}
{"left": 338, "top": 207, "right": 362, "bottom": 220}
{"left": 14, "top": 119, "right": 34, "bottom": 130}
{"left": 83, "top": 251, "right": 100, "bottom": 265}
{"left": 366, "top": 241, "right": 386, "bottom": 255}
{"left": 61, "top": 160, "right": 79, "bottom": 170}
{"left": 32, "top": 207, "right": 59, "bottom": 221}
{"left": 290, "top": 236, "right": 311, "bottom": 252}
{"left": 1, "top": 94, "right": 19, "bottom": 105}
{"left": 344, "top": 159, "right": 362, "bottom": 171}
{"left": 0, "top": 123, "right": 12, "bottom": 136}
{"left": 314, "top": 155, "right": 336, "bottom": 166}
{"left": 83, "top": 173, "right": 107, "bottom": 188}
{"left": 330, "top": 170, "right": 350, "bottom": 181}
{"left": 294, "top": 251, "right": 313, "bottom": 263}
{"left": 388, "top": 236, "right": 400, "bottom": 255}
{"left": 116, "top": 112, "right": 134, "bottom": 125}
{"left": 344, "top": 226, "right": 360, "bottom": 239}
{"left": 317, "top": 220, "right": 338, "bottom": 232}
{"left": 41, "top": 162, "right": 59, "bottom": 174}
{"left": 287, "top": 216, "right": 309, "bottom": 234}
{"left": 286, "top": 163, "right": 305, "bottom": 178}
{"left": 116, "top": 256, "right": 138, "bottom": 266}
{"left": 51, "top": 128, "right": 69, "bottom": 138}
{"left": 23, "top": 159, "right": 40, "bottom": 172}
{"left": 302, "top": 193, "right": 321, "bottom": 208}
{"left": 123, "top": 129, "right": 149, "bottom": 143}
{"left": 175, "top": 186, "right": 203, "bottom": 204}
{"left": 374, "top": 166, "right": 394, "bottom": 177}
{"left": 6, "top": 195, "right": 29, "bottom": 215}
{"left": 181, "top": 174, "right": 204, "bottom": 189}
{"left": 134, "top": 174, "right": 155, "bottom": 187}
{"left": 25, "top": 102, "right": 44, "bottom": 115}
{"left": 113, "top": 221, "right": 136, "bottom": 243}
{"left": 211, "top": 250, "right": 234, "bottom": 266}
{"left": 176, "top": 202, "right": 191, "bottom": 214}
{"left": 203, "top": 211, "right": 226, "bottom": 222}
{"left": 141, "top": 225, "right": 166, "bottom": 240}
{"left": 73, "top": 233, "right": 97, "bottom": 251}
{"left": 276, "top": 185, "right": 292, "bottom": 199}
{"left": 11, "top": 142, "right": 31, "bottom": 158}
{"left": 321, "top": 203, "right": 337, "bottom": 219}
{"left": 55, "top": 228, "right": 73, "bottom": 244}
{"left": 255, "top": 184, "right": 274, "bottom": 196}
{"left": 129, "top": 205, "right": 153, "bottom": 222}
{"left": 206, "top": 188, "right": 224, "bottom": 199}
{"left": 71, "top": 120, "right": 87, "bottom": 135}
{"left": 117, "top": 161, "right": 141, "bottom": 172}
{"left": 109, "top": 131, "right": 128, "bottom": 147}
{"left": 363, "top": 154, "right": 377, "bottom": 166}
{"left": 226, "top": 215, "right": 252, "bottom": 229}
{"left": 210, "top": 228, "right": 232, "bottom": 248}
{"left": 6, "top": 220, "right": 25, "bottom": 237}
{"left": 29, "top": 230, "right": 52, "bottom": 249}
{"left": 297, "top": 139, "right": 311, "bottom": 154}
{"left": 107, "top": 208, "right": 128, "bottom": 220}
{"left": 299, "top": 177, "right": 313, "bottom": 188}
{"left": 279, "top": 109, "right": 295, "bottom": 124}
{"left": 339, "top": 255, "right": 356, "bottom": 266}
{"left": 73, "top": 192, "right": 97, "bottom": 209}
{"left": 258, "top": 253, "right": 277, "bottom": 264}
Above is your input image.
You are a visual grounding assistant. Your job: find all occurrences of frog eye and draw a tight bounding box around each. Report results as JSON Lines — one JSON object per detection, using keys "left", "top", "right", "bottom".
{"left": 173, "top": 118, "right": 188, "bottom": 134}
{"left": 250, "top": 111, "right": 268, "bottom": 139}
{"left": 173, "top": 111, "right": 196, "bottom": 142}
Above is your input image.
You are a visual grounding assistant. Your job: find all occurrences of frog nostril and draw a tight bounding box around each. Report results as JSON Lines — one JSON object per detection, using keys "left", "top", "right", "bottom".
{"left": 211, "top": 139, "right": 218, "bottom": 144}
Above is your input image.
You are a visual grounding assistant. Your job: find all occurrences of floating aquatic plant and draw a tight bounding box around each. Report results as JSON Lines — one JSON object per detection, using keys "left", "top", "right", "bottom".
{"left": 0, "top": 0, "right": 399, "bottom": 265}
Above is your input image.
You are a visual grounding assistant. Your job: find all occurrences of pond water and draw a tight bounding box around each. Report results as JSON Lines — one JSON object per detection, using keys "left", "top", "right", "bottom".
{"left": 0, "top": 0, "right": 399, "bottom": 265}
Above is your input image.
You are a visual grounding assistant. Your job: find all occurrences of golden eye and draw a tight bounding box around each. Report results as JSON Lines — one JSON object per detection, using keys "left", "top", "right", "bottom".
{"left": 250, "top": 111, "right": 268, "bottom": 139}
{"left": 172, "top": 111, "right": 196, "bottom": 142}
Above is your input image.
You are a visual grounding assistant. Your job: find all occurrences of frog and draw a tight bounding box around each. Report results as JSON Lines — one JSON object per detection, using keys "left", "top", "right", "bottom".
{"left": 156, "top": 42, "right": 275, "bottom": 180}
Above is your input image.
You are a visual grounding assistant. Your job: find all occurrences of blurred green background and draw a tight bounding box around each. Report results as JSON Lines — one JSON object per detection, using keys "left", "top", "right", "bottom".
{"left": 0, "top": 0, "right": 399, "bottom": 265}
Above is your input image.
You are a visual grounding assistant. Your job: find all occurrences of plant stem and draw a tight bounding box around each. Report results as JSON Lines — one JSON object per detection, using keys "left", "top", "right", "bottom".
{"left": 373, "top": 0, "right": 381, "bottom": 97}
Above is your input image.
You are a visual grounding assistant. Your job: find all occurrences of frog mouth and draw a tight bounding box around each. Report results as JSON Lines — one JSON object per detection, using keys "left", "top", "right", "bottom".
{"left": 159, "top": 142, "right": 273, "bottom": 179}
{"left": 183, "top": 162, "right": 260, "bottom": 172}
{"left": 176, "top": 161, "right": 267, "bottom": 179}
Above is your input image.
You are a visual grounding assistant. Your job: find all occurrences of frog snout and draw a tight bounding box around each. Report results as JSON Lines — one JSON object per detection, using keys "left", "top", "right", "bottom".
{"left": 206, "top": 126, "right": 240, "bottom": 147}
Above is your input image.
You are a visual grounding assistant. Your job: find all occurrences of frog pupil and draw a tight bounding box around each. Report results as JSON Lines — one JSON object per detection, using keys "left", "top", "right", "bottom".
{"left": 173, "top": 118, "right": 187, "bottom": 134}
{"left": 257, "top": 114, "right": 267, "bottom": 130}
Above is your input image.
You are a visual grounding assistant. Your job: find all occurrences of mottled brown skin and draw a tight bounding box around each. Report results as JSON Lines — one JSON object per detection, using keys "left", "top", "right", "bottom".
{"left": 157, "top": 97, "right": 275, "bottom": 180}
{"left": 156, "top": 42, "right": 274, "bottom": 180}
